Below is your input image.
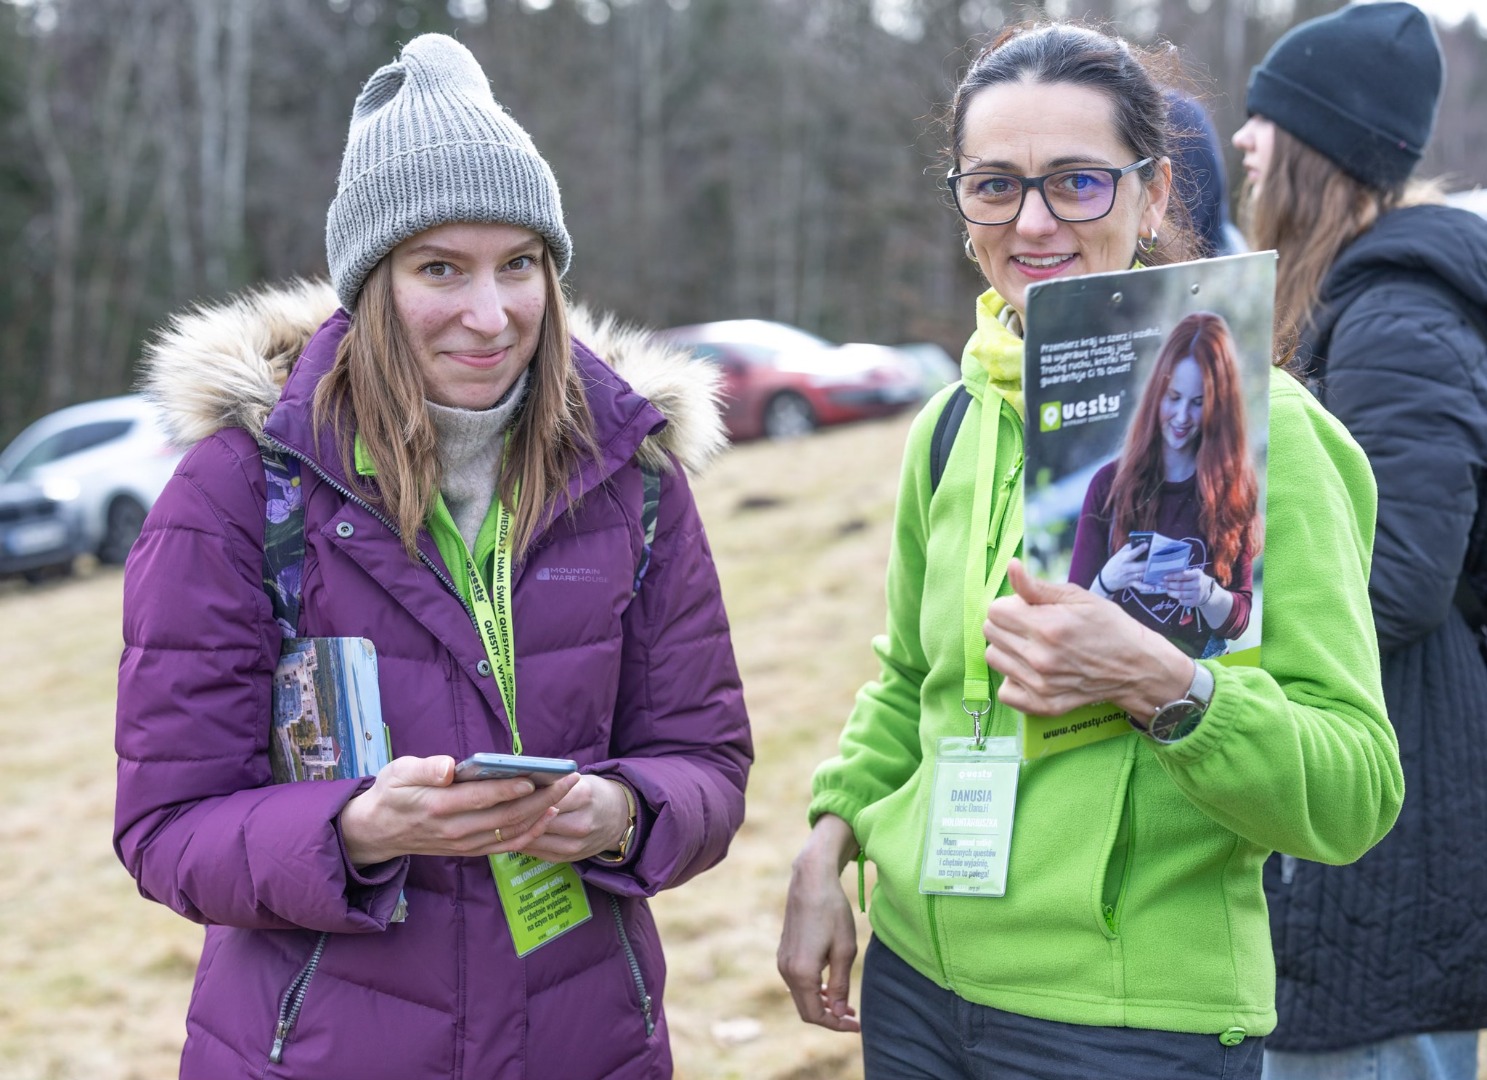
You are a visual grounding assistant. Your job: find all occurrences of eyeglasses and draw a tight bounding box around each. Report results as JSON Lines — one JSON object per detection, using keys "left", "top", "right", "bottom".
{"left": 946, "top": 158, "right": 1154, "bottom": 226}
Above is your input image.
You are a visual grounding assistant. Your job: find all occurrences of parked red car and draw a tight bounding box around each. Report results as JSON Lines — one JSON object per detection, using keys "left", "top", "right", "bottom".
{"left": 656, "top": 319, "right": 925, "bottom": 441}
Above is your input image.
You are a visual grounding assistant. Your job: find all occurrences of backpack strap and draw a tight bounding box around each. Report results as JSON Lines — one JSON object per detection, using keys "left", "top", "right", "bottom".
{"left": 260, "top": 445, "right": 306, "bottom": 640}
{"left": 631, "top": 461, "right": 662, "bottom": 596}
{"left": 930, "top": 383, "right": 972, "bottom": 493}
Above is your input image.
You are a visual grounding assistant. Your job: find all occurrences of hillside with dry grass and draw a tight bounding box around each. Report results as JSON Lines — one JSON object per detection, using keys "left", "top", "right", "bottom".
{"left": 0, "top": 410, "right": 915, "bottom": 1080}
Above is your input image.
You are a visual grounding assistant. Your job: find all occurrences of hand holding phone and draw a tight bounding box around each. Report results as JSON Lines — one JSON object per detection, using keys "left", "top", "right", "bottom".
{"left": 341, "top": 754, "right": 578, "bottom": 867}
{"left": 453, "top": 752, "right": 579, "bottom": 786}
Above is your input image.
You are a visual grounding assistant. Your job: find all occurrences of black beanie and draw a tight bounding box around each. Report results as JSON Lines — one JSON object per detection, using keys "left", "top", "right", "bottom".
{"left": 1246, "top": 2, "right": 1444, "bottom": 190}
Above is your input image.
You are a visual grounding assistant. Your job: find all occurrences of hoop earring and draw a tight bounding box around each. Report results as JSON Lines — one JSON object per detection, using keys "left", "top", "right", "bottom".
{"left": 964, "top": 235, "right": 978, "bottom": 262}
{"left": 1139, "top": 230, "right": 1159, "bottom": 254}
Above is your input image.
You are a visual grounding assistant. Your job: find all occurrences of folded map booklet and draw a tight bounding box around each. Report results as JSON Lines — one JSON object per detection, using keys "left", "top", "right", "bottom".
{"left": 1135, "top": 532, "right": 1194, "bottom": 592}
{"left": 269, "top": 636, "right": 391, "bottom": 784}
{"left": 1018, "top": 253, "right": 1274, "bottom": 758}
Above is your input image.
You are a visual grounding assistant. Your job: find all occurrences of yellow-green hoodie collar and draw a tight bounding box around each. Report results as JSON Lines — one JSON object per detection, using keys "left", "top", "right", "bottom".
{"left": 353, "top": 431, "right": 378, "bottom": 477}
{"left": 960, "top": 288, "right": 1025, "bottom": 419}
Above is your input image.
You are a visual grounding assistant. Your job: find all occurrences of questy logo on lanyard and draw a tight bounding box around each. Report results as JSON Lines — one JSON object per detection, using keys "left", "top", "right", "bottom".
{"left": 920, "top": 393, "right": 1024, "bottom": 898}
{"left": 456, "top": 492, "right": 593, "bottom": 955}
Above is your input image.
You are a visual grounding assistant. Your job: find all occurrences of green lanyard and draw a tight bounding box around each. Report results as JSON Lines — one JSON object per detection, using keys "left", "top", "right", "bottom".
{"left": 459, "top": 495, "right": 522, "bottom": 754}
{"left": 960, "top": 393, "right": 1024, "bottom": 746}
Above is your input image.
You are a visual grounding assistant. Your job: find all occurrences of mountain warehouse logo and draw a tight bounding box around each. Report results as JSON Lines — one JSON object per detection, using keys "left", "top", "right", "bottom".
{"left": 536, "top": 565, "right": 609, "bottom": 584}
{"left": 1040, "top": 392, "right": 1123, "bottom": 432}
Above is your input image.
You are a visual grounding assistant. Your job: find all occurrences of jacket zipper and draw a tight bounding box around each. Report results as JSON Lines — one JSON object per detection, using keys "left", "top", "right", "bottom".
{"left": 261, "top": 436, "right": 477, "bottom": 625}
{"left": 1100, "top": 762, "right": 1137, "bottom": 938}
{"left": 988, "top": 450, "right": 1024, "bottom": 550}
{"left": 269, "top": 931, "right": 329, "bottom": 1064}
{"left": 607, "top": 895, "right": 655, "bottom": 1037}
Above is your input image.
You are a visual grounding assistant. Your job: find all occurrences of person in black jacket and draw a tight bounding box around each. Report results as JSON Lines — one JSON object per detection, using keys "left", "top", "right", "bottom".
{"left": 1233, "top": 4, "right": 1487, "bottom": 1079}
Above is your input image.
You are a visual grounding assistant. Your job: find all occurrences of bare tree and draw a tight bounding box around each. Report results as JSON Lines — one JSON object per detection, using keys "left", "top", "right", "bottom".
{"left": 24, "top": 40, "right": 81, "bottom": 410}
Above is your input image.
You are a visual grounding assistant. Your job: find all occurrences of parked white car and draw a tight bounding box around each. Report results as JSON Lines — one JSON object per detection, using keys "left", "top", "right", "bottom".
{"left": 0, "top": 395, "right": 184, "bottom": 564}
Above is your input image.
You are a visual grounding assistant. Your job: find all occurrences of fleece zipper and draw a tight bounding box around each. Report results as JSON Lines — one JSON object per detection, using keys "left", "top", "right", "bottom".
{"left": 1099, "top": 750, "right": 1138, "bottom": 939}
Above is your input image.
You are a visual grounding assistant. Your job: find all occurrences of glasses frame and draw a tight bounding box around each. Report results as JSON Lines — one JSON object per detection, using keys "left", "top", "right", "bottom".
{"left": 945, "top": 157, "right": 1156, "bottom": 226}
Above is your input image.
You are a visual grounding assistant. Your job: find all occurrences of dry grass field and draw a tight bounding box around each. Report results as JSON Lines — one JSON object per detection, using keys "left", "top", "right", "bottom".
{"left": 0, "top": 409, "right": 913, "bottom": 1080}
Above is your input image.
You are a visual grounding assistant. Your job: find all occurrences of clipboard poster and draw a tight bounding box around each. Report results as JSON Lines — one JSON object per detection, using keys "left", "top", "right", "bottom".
{"left": 1018, "top": 253, "right": 1275, "bottom": 758}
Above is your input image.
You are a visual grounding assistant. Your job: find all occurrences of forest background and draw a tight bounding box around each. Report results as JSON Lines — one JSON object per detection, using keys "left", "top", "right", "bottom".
{"left": 2, "top": 0, "right": 1485, "bottom": 443}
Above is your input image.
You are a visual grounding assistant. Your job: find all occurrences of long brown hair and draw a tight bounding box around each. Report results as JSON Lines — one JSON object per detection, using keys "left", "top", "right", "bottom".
{"left": 1107, "top": 311, "right": 1259, "bottom": 583}
{"left": 313, "top": 247, "right": 598, "bottom": 558}
{"left": 1241, "top": 125, "right": 1404, "bottom": 363}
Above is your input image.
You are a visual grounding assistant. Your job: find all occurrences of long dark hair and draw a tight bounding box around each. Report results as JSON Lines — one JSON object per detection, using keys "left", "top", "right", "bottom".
{"left": 1240, "top": 125, "right": 1414, "bottom": 364}
{"left": 947, "top": 23, "right": 1198, "bottom": 265}
{"left": 1107, "top": 312, "right": 1260, "bottom": 583}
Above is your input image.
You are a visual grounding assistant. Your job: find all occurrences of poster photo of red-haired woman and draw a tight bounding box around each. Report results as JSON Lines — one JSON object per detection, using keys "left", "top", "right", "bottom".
{"left": 1021, "top": 253, "right": 1272, "bottom": 667}
{"left": 1067, "top": 311, "right": 1262, "bottom": 658}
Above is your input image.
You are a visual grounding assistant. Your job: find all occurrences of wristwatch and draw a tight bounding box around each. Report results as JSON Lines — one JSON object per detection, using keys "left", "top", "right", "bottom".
{"left": 593, "top": 780, "right": 638, "bottom": 864}
{"left": 1135, "top": 660, "right": 1214, "bottom": 744}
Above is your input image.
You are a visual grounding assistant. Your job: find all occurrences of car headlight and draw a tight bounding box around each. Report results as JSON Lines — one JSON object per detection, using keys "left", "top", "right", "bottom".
{"left": 41, "top": 477, "right": 81, "bottom": 503}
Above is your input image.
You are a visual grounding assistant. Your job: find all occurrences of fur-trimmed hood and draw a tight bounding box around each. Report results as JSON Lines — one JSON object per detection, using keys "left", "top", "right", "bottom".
{"left": 138, "top": 279, "right": 725, "bottom": 475}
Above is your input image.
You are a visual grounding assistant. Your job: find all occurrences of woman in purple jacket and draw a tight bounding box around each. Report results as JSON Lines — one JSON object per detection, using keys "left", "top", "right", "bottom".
{"left": 1067, "top": 311, "right": 1260, "bottom": 658}
{"left": 113, "top": 34, "right": 750, "bottom": 1080}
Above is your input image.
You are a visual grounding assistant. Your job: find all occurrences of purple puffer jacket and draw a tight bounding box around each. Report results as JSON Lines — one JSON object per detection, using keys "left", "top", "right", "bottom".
{"left": 114, "top": 283, "right": 751, "bottom": 1080}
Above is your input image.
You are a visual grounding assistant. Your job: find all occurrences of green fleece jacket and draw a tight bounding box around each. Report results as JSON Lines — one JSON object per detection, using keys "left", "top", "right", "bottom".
{"left": 810, "top": 289, "right": 1402, "bottom": 1038}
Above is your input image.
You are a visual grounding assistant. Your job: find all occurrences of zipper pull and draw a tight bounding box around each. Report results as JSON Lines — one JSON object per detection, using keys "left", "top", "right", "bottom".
{"left": 1102, "top": 904, "right": 1117, "bottom": 934}
{"left": 269, "top": 1020, "right": 289, "bottom": 1064}
{"left": 857, "top": 851, "right": 867, "bottom": 914}
{"left": 1004, "top": 451, "right": 1025, "bottom": 488}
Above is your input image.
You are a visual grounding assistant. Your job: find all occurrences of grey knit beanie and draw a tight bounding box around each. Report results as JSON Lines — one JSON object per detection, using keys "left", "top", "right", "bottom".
{"left": 326, "top": 34, "right": 571, "bottom": 312}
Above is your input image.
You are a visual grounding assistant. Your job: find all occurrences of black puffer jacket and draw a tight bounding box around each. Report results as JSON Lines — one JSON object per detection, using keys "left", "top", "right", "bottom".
{"left": 1265, "top": 202, "right": 1487, "bottom": 1050}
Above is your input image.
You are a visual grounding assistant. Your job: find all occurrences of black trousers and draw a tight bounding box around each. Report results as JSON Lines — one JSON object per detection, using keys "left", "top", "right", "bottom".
{"left": 860, "top": 936, "right": 1263, "bottom": 1080}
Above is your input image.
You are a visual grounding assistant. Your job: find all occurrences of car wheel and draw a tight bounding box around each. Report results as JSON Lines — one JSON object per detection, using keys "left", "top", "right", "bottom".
{"left": 762, "top": 392, "right": 816, "bottom": 440}
{"left": 99, "top": 496, "right": 147, "bottom": 564}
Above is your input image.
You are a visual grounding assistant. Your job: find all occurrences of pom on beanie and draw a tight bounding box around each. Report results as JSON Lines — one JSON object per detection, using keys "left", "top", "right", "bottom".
{"left": 326, "top": 34, "right": 571, "bottom": 312}
{"left": 1245, "top": 2, "right": 1444, "bottom": 190}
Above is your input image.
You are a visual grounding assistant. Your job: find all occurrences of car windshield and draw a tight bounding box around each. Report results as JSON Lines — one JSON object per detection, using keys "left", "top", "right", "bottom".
{"left": 1, "top": 418, "right": 135, "bottom": 481}
{"left": 697, "top": 323, "right": 834, "bottom": 367}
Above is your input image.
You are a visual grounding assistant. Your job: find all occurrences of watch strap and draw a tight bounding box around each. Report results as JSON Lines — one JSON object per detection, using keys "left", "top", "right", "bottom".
{"left": 592, "top": 780, "right": 638, "bottom": 864}
{"left": 1186, "top": 659, "right": 1215, "bottom": 709}
{"left": 1141, "top": 660, "right": 1213, "bottom": 744}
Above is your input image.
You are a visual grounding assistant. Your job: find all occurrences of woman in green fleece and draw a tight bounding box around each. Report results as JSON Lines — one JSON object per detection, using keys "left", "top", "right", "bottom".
{"left": 776, "top": 22, "right": 1401, "bottom": 1080}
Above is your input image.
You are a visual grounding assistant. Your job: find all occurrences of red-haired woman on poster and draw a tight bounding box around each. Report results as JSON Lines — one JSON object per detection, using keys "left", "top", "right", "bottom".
{"left": 1068, "top": 311, "right": 1261, "bottom": 658}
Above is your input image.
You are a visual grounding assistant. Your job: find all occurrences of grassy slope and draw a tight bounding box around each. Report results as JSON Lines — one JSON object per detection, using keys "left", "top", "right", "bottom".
{"left": 0, "top": 410, "right": 916, "bottom": 1080}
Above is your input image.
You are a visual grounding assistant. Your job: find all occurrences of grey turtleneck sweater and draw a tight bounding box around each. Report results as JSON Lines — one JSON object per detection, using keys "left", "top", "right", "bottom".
{"left": 427, "top": 370, "right": 529, "bottom": 551}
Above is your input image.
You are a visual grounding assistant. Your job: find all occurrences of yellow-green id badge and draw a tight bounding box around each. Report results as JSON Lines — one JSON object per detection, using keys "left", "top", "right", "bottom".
{"left": 489, "top": 852, "right": 592, "bottom": 957}
{"left": 919, "top": 736, "right": 1021, "bottom": 897}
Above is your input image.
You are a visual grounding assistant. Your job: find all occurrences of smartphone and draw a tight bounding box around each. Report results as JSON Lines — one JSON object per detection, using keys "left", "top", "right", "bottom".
{"left": 1125, "top": 531, "right": 1161, "bottom": 594}
{"left": 452, "top": 752, "right": 579, "bottom": 785}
